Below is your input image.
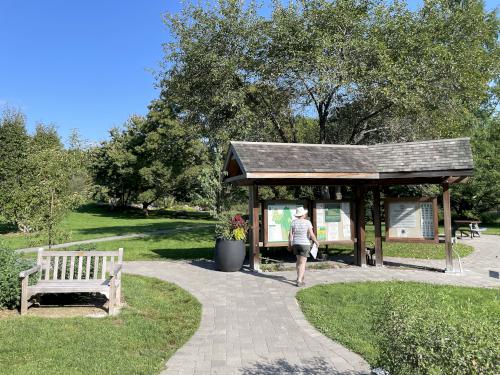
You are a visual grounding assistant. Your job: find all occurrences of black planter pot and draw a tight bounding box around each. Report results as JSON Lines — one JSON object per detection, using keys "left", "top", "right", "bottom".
{"left": 215, "top": 239, "right": 246, "bottom": 272}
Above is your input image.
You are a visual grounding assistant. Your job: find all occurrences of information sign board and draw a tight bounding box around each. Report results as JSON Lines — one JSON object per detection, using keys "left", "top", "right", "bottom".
{"left": 264, "top": 201, "right": 306, "bottom": 246}
{"left": 385, "top": 197, "right": 438, "bottom": 243}
{"left": 314, "top": 201, "right": 353, "bottom": 244}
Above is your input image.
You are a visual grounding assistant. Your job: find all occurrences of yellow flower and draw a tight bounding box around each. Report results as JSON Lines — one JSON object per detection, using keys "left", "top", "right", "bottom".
{"left": 233, "top": 227, "right": 246, "bottom": 241}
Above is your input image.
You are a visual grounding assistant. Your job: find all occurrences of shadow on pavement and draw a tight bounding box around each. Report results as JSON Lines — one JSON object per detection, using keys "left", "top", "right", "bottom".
{"left": 383, "top": 260, "right": 444, "bottom": 273}
{"left": 239, "top": 357, "right": 368, "bottom": 375}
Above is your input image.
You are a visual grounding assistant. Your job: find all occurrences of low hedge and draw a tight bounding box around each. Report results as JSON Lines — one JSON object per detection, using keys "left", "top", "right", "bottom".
{"left": 0, "top": 248, "right": 34, "bottom": 309}
{"left": 375, "top": 283, "right": 500, "bottom": 375}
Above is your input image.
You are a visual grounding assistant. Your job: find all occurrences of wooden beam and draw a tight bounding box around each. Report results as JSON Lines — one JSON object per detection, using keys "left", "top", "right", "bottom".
{"left": 354, "top": 187, "right": 367, "bottom": 267}
{"left": 372, "top": 186, "right": 383, "bottom": 267}
{"left": 379, "top": 169, "right": 473, "bottom": 179}
{"left": 248, "top": 185, "right": 260, "bottom": 271}
{"left": 246, "top": 172, "right": 379, "bottom": 179}
{"left": 442, "top": 183, "right": 454, "bottom": 272}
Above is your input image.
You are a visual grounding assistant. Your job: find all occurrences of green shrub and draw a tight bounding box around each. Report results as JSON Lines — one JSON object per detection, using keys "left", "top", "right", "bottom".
{"left": 479, "top": 211, "right": 500, "bottom": 224}
{"left": 0, "top": 249, "right": 34, "bottom": 309}
{"left": 375, "top": 283, "right": 500, "bottom": 375}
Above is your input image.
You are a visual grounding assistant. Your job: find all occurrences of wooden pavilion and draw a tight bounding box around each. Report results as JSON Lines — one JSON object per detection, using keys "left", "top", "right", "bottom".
{"left": 222, "top": 138, "right": 474, "bottom": 272}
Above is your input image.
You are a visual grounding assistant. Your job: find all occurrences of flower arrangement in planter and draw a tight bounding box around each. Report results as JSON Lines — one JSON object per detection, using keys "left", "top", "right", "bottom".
{"left": 214, "top": 214, "right": 249, "bottom": 272}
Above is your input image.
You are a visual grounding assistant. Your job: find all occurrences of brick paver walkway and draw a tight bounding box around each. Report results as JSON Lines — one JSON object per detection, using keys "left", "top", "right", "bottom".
{"left": 124, "top": 235, "right": 499, "bottom": 375}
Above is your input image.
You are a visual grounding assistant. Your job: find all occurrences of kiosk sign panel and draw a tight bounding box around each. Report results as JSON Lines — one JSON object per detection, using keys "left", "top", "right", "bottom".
{"left": 385, "top": 198, "right": 438, "bottom": 243}
{"left": 266, "top": 202, "right": 304, "bottom": 244}
{"left": 315, "top": 202, "right": 352, "bottom": 243}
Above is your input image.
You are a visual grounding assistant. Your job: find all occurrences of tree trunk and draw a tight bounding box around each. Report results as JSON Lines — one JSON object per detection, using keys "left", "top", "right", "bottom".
{"left": 142, "top": 202, "right": 149, "bottom": 217}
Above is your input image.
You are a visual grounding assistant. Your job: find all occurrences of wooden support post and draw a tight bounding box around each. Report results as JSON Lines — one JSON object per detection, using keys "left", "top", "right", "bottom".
{"left": 354, "top": 186, "right": 367, "bottom": 267}
{"left": 442, "top": 183, "right": 454, "bottom": 272}
{"left": 248, "top": 185, "right": 260, "bottom": 271}
{"left": 373, "top": 186, "right": 383, "bottom": 267}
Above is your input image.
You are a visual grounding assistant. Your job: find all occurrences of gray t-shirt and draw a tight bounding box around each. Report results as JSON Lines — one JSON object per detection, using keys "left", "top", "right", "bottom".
{"left": 291, "top": 219, "right": 313, "bottom": 245}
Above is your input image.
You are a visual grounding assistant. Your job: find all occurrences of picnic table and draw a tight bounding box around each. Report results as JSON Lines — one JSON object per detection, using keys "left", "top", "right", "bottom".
{"left": 454, "top": 219, "right": 484, "bottom": 238}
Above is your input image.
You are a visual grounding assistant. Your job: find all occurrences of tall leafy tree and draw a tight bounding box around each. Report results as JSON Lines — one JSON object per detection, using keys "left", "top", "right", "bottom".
{"left": 451, "top": 113, "right": 500, "bottom": 217}
{"left": 160, "top": 0, "right": 498, "bottom": 145}
{"left": 0, "top": 109, "right": 30, "bottom": 228}
{"left": 0, "top": 111, "right": 88, "bottom": 244}
{"left": 90, "top": 101, "right": 213, "bottom": 214}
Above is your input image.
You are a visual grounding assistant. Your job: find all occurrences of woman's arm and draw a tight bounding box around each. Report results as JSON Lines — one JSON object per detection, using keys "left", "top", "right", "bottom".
{"left": 288, "top": 226, "right": 294, "bottom": 251}
{"left": 308, "top": 227, "right": 320, "bottom": 247}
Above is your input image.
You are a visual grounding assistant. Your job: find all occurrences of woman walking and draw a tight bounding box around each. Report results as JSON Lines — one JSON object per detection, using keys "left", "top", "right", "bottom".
{"left": 288, "top": 207, "right": 319, "bottom": 287}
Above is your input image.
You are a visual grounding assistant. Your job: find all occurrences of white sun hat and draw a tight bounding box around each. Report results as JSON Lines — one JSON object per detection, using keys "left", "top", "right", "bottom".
{"left": 294, "top": 207, "right": 308, "bottom": 217}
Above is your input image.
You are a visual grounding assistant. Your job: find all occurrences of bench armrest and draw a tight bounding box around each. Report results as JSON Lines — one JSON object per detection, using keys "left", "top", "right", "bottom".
{"left": 110, "top": 264, "right": 122, "bottom": 277}
{"left": 19, "top": 264, "right": 41, "bottom": 279}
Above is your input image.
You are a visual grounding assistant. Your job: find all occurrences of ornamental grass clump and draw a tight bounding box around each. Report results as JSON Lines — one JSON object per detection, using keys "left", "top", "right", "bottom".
{"left": 215, "top": 214, "right": 249, "bottom": 241}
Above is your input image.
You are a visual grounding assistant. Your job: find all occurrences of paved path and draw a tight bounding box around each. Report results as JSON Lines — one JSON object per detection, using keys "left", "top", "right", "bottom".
{"left": 15, "top": 225, "right": 211, "bottom": 253}
{"left": 384, "top": 235, "right": 500, "bottom": 279}
{"left": 124, "top": 235, "right": 499, "bottom": 375}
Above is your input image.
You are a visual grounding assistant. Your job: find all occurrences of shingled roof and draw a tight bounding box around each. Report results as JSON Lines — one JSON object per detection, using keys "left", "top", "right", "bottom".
{"left": 223, "top": 138, "right": 473, "bottom": 186}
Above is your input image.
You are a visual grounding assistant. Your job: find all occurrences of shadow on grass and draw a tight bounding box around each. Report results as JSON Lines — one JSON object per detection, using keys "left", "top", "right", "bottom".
{"left": 0, "top": 221, "right": 17, "bottom": 235}
{"left": 75, "top": 203, "right": 214, "bottom": 221}
{"left": 76, "top": 221, "right": 214, "bottom": 238}
{"left": 151, "top": 247, "right": 214, "bottom": 260}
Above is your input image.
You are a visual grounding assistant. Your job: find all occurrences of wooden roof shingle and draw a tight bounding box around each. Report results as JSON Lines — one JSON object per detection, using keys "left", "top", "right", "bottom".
{"left": 224, "top": 138, "right": 473, "bottom": 185}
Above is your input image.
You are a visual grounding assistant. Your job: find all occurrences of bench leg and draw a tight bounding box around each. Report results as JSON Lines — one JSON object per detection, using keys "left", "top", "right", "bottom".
{"left": 115, "top": 281, "right": 121, "bottom": 308}
{"left": 20, "top": 277, "right": 28, "bottom": 315}
{"left": 109, "top": 279, "right": 116, "bottom": 315}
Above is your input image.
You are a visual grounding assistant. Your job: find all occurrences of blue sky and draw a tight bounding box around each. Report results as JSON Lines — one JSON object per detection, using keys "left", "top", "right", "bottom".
{"left": 0, "top": 0, "right": 497, "bottom": 144}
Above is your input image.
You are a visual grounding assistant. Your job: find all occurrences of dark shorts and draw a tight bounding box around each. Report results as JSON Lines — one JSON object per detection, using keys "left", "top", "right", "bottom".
{"left": 293, "top": 244, "right": 310, "bottom": 257}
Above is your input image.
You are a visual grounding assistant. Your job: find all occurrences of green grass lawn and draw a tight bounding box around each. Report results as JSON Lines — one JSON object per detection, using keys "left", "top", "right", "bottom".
{"left": 64, "top": 225, "right": 215, "bottom": 261}
{"left": 3, "top": 203, "right": 476, "bottom": 260}
{"left": 0, "top": 275, "right": 201, "bottom": 375}
{"left": 325, "top": 224, "right": 474, "bottom": 259}
{"left": 297, "top": 281, "right": 500, "bottom": 366}
{"left": 482, "top": 223, "right": 500, "bottom": 235}
{"left": 0, "top": 203, "right": 215, "bottom": 250}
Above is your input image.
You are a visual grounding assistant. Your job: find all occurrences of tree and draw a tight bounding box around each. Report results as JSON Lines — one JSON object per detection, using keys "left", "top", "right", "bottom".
{"left": 451, "top": 114, "right": 500, "bottom": 218}
{"left": 14, "top": 144, "right": 88, "bottom": 246}
{"left": 0, "top": 111, "right": 89, "bottom": 245}
{"left": 160, "top": 0, "right": 498, "bottom": 146}
{"left": 0, "top": 109, "right": 30, "bottom": 228}
{"left": 90, "top": 101, "right": 213, "bottom": 214}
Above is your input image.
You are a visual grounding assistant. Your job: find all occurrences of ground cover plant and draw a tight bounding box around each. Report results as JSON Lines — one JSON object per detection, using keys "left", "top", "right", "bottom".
{"left": 0, "top": 275, "right": 201, "bottom": 375}
{"left": 297, "top": 281, "right": 500, "bottom": 374}
{"left": 0, "top": 249, "right": 34, "bottom": 309}
{"left": 0, "top": 203, "right": 214, "bottom": 250}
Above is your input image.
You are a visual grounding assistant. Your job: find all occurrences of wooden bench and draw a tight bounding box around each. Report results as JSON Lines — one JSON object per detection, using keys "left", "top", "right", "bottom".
{"left": 19, "top": 248, "right": 123, "bottom": 315}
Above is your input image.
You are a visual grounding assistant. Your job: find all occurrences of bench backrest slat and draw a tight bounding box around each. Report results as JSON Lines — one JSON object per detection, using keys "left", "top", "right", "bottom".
{"left": 101, "top": 257, "right": 107, "bottom": 280}
{"left": 85, "top": 256, "right": 91, "bottom": 280}
{"left": 36, "top": 248, "right": 121, "bottom": 281}
{"left": 41, "top": 251, "right": 121, "bottom": 256}
{"left": 77, "top": 256, "right": 83, "bottom": 280}
{"left": 53, "top": 256, "right": 59, "bottom": 280}
{"left": 69, "top": 256, "right": 75, "bottom": 280}
{"left": 61, "top": 256, "right": 67, "bottom": 280}
{"left": 93, "top": 256, "right": 99, "bottom": 280}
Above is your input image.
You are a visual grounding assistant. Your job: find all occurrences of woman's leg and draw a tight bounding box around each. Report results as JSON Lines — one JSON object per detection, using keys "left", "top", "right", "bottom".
{"left": 297, "top": 255, "right": 307, "bottom": 283}
{"left": 296, "top": 255, "right": 300, "bottom": 281}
